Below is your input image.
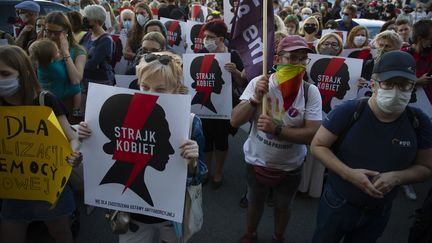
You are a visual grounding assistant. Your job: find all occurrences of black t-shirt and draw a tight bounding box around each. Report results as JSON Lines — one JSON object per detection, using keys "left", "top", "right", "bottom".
{"left": 2, "top": 91, "right": 68, "bottom": 117}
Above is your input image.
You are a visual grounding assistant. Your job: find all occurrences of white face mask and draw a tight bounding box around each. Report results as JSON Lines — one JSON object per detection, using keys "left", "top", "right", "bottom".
{"left": 376, "top": 87, "right": 411, "bottom": 114}
{"left": 204, "top": 38, "right": 217, "bottom": 52}
{"left": 136, "top": 14, "right": 148, "bottom": 27}
{"left": 303, "top": 14, "right": 310, "bottom": 20}
{"left": 123, "top": 20, "right": 132, "bottom": 30}
{"left": 0, "top": 78, "right": 20, "bottom": 97}
{"left": 353, "top": 36, "right": 366, "bottom": 46}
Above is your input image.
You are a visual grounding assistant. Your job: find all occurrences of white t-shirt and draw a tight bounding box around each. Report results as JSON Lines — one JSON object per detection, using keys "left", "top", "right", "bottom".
{"left": 240, "top": 74, "right": 322, "bottom": 171}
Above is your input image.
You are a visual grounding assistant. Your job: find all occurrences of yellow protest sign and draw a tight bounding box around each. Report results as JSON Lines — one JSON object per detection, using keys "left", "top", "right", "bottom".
{"left": 0, "top": 106, "right": 72, "bottom": 205}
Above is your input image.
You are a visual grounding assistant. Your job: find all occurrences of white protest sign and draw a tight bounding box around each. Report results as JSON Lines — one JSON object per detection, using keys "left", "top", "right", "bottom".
{"left": 160, "top": 17, "right": 187, "bottom": 55}
{"left": 183, "top": 53, "right": 232, "bottom": 119}
{"left": 185, "top": 20, "right": 204, "bottom": 53}
{"left": 223, "top": 0, "right": 236, "bottom": 32}
{"left": 409, "top": 87, "right": 432, "bottom": 120}
{"left": 190, "top": 4, "right": 208, "bottom": 22}
{"left": 82, "top": 83, "right": 191, "bottom": 223}
{"left": 321, "top": 29, "right": 348, "bottom": 46}
{"left": 307, "top": 53, "right": 363, "bottom": 114}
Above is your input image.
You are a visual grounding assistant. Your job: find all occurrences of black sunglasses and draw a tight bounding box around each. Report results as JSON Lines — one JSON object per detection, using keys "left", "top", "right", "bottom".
{"left": 144, "top": 53, "right": 172, "bottom": 65}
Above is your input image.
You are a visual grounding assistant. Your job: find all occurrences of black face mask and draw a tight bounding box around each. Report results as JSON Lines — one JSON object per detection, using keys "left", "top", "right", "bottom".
{"left": 83, "top": 17, "right": 93, "bottom": 29}
{"left": 304, "top": 26, "right": 317, "bottom": 34}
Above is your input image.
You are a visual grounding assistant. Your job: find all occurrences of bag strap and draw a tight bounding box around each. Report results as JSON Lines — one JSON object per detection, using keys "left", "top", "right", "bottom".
{"left": 406, "top": 106, "right": 420, "bottom": 137}
{"left": 39, "top": 90, "right": 48, "bottom": 106}
{"left": 303, "top": 81, "right": 310, "bottom": 106}
{"left": 331, "top": 98, "right": 368, "bottom": 153}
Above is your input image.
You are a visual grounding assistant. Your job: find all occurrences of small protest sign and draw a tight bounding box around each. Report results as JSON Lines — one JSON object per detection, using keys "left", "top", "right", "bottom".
{"left": 307, "top": 54, "right": 363, "bottom": 113}
{"left": 0, "top": 106, "right": 72, "bottom": 205}
{"left": 160, "top": 17, "right": 187, "bottom": 55}
{"left": 190, "top": 4, "right": 208, "bottom": 23}
{"left": 183, "top": 53, "right": 232, "bottom": 119}
{"left": 186, "top": 21, "right": 204, "bottom": 53}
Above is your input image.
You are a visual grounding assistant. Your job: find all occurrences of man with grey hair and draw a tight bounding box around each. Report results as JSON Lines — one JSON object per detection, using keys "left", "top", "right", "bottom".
{"left": 310, "top": 51, "right": 432, "bottom": 243}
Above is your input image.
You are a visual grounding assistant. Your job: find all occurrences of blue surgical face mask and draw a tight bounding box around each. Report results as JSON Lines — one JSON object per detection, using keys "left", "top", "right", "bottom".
{"left": 0, "top": 78, "right": 20, "bottom": 97}
{"left": 342, "top": 15, "right": 349, "bottom": 22}
{"left": 123, "top": 20, "right": 132, "bottom": 30}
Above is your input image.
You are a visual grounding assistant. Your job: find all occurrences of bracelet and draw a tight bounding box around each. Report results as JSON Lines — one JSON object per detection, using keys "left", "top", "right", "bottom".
{"left": 63, "top": 56, "right": 71, "bottom": 61}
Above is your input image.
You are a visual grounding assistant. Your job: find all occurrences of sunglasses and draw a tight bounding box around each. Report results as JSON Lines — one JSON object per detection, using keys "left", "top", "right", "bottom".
{"left": 144, "top": 53, "right": 172, "bottom": 65}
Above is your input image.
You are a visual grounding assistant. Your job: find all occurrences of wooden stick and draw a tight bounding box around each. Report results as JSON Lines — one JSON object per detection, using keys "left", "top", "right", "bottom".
{"left": 262, "top": 0, "right": 268, "bottom": 115}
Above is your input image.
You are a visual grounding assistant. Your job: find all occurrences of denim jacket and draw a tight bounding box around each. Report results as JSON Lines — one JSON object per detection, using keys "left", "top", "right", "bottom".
{"left": 187, "top": 115, "right": 207, "bottom": 186}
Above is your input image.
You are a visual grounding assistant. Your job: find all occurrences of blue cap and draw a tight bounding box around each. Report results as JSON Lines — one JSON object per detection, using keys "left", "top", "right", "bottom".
{"left": 372, "top": 51, "right": 417, "bottom": 81}
{"left": 15, "top": 1, "right": 40, "bottom": 13}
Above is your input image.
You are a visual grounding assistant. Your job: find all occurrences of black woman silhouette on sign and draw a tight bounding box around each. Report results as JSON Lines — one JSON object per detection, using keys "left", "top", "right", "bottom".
{"left": 191, "top": 55, "right": 224, "bottom": 113}
{"left": 310, "top": 57, "right": 350, "bottom": 113}
{"left": 164, "top": 20, "right": 182, "bottom": 47}
{"left": 99, "top": 93, "right": 174, "bottom": 207}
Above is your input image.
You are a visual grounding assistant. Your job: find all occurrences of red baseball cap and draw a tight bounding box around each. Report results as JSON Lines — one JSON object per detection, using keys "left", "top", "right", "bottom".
{"left": 277, "top": 35, "right": 314, "bottom": 54}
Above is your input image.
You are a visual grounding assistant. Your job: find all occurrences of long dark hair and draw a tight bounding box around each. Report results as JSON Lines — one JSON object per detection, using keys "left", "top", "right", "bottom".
{"left": 0, "top": 46, "right": 41, "bottom": 105}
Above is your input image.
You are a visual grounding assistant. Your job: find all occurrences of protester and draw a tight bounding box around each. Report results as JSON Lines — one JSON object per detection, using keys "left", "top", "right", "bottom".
{"left": 310, "top": 50, "right": 432, "bottom": 243}
{"left": 300, "top": 16, "right": 320, "bottom": 50}
{"left": 101, "top": 1, "right": 120, "bottom": 34}
{"left": 363, "top": 1, "right": 380, "bottom": 19}
{"left": 199, "top": 20, "right": 245, "bottom": 189}
{"left": 231, "top": 35, "right": 322, "bottom": 243}
{"left": 35, "top": 16, "right": 45, "bottom": 40}
{"left": 300, "top": 7, "right": 313, "bottom": 22}
{"left": 119, "top": 9, "right": 135, "bottom": 37}
{"left": 380, "top": 19, "right": 396, "bottom": 32}
{"left": 0, "top": 45, "right": 83, "bottom": 243}
{"left": 126, "top": 31, "right": 166, "bottom": 76}
{"left": 411, "top": 4, "right": 428, "bottom": 23}
{"left": 397, "top": 5, "right": 414, "bottom": 26}
{"left": 14, "top": 0, "right": 40, "bottom": 50}
{"left": 320, "top": 2, "right": 332, "bottom": 26}
{"left": 284, "top": 15, "right": 300, "bottom": 35}
{"left": 316, "top": 32, "right": 344, "bottom": 56}
{"left": 361, "top": 30, "right": 403, "bottom": 82}
{"left": 80, "top": 4, "right": 115, "bottom": 109}
{"left": 324, "top": 19, "right": 337, "bottom": 29}
{"left": 396, "top": 18, "right": 413, "bottom": 46}
{"left": 35, "top": 11, "right": 87, "bottom": 119}
{"left": 124, "top": 2, "right": 153, "bottom": 61}
{"left": 78, "top": 51, "right": 207, "bottom": 243}
{"left": 67, "top": 11, "right": 87, "bottom": 43}
{"left": 346, "top": 25, "right": 370, "bottom": 48}
{"left": 336, "top": 5, "right": 359, "bottom": 34}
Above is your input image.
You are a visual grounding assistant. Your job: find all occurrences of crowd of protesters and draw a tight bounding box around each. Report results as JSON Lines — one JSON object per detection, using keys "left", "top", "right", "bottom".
{"left": 1, "top": 0, "right": 432, "bottom": 242}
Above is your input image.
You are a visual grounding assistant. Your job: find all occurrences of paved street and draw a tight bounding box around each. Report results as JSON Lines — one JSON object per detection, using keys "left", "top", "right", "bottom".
{"left": 22, "top": 124, "right": 432, "bottom": 243}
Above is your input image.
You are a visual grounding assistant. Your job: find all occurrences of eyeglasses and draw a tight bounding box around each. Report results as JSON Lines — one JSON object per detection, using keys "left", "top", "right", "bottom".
{"left": 321, "top": 42, "right": 339, "bottom": 49}
{"left": 377, "top": 80, "right": 415, "bottom": 91}
{"left": 45, "top": 29, "right": 64, "bottom": 36}
{"left": 144, "top": 53, "right": 172, "bottom": 65}
{"left": 279, "top": 54, "right": 311, "bottom": 64}
{"left": 142, "top": 48, "right": 162, "bottom": 54}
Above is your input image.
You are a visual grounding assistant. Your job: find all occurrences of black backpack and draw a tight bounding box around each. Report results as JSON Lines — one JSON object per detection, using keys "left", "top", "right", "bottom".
{"left": 332, "top": 98, "right": 420, "bottom": 153}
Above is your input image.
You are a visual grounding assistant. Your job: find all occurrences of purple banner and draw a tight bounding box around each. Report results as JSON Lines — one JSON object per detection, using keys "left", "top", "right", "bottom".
{"left": 230, "top": 0, "right": 274, "bottom": 81}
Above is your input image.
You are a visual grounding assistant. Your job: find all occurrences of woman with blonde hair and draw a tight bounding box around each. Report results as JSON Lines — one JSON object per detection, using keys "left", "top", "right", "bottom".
{"left": 316, "top": 32, "right": 344, "bottom": 56}
{"left": 300, "top": 16, "right": 320, "bottom": 50}
{"left": 78, "top": 51, "right": 206, "bottom": 243}
{"left": 346, "top": 25, "right": 370, "bottom": 48}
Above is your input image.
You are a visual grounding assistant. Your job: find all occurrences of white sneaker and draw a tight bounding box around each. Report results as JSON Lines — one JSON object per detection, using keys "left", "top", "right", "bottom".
{"left": 402, "top": 185, "right": 417, "bottom": 200}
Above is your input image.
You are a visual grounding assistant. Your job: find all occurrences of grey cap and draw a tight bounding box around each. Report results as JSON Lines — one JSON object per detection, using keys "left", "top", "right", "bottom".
{"left": 15, "top": 1, "right": 40, "bottom": 13}
{"left": 372, "top": 51, "right": 417, "bottom": 81}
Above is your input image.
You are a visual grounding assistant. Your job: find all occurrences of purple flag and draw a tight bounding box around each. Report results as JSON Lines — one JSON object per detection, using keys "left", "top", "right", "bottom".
{"left": 230, "top": 0, "right": 274, "bottom": 81}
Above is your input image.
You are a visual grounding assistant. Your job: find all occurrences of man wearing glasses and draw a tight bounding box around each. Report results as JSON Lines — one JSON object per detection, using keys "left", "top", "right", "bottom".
{"left": 310, "top": 51, "right": 432, "bottom": 243}
{"left": 231, "top": 35, "right": 322, "bottom": 243}
{"left": 336, "top": 5, "right": 359, "bottom": 34}
{"left": 14, "top": 1, "right": 40, "bottom": 50}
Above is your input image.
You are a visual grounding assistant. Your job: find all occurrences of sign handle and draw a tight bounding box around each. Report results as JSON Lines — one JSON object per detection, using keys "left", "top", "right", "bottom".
{"left": 262, "top": 0, "right": 268, "bottom": 115}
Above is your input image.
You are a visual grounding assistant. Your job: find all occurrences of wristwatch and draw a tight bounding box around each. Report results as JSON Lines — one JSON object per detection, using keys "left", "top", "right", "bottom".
{"left": 273, "top": 124, "right": 283, "bottom": 137}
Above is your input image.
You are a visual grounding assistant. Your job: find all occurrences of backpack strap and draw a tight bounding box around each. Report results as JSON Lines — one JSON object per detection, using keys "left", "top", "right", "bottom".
{"left": 39, "top": 90, "right": 49, "bottom": 106}
{"left": 331, "top": 98, "right": 368, "bottom": 153}
{"left": 406, "top": 106, "right": 420, "bottom": 136}
{"left": 303, "top": 81, "right": 310, "bottom": 106}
